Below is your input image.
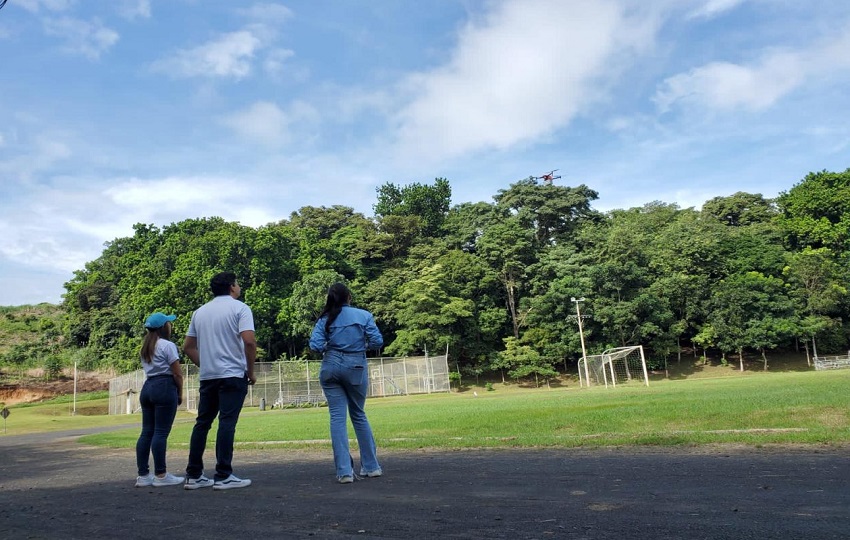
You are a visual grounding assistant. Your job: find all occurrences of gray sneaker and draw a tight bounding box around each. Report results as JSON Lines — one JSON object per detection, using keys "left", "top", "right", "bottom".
{"left": 135, "top": 474, "right": 154, "bottom": 487}
{"left": 184, "top": 475, "right": 214, "bottom": 490}
{"left": 337, "top": 475, "right": 354, "bottom": 484}
{"left": 359, "top": 468, "right": 383, "bottom": 478}
{"left": 213, "top": 474, "right": 252, "bottom": 490}
{"left": 153, "top": 472, "right": 185, "bottom": 487}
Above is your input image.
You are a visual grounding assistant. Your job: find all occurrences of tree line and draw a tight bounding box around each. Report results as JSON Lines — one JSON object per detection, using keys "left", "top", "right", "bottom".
{"left": 3, "top": 169, "right": 849, "bottom": 382}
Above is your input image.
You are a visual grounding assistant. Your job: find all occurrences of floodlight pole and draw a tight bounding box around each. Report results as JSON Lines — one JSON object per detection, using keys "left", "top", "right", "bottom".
{"left": 572, "top": 297, "right": 590, "bottom": 386}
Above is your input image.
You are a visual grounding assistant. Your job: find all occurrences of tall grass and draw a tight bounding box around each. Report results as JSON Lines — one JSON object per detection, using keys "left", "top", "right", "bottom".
{"left": 79, "top": 370, "right": 850, "bottom": 450}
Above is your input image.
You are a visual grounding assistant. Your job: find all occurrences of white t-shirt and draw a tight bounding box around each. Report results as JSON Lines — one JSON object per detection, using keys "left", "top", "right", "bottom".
{"left": 141, "top": 338, "right": 179, "bottom": 378}
{"left": 186, "top": 295, "right": 255, "bottom": 381}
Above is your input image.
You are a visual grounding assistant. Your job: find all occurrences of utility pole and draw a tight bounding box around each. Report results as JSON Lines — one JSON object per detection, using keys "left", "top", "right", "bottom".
{"left": 571, "top": 297, "right": 590, "bottom": 386}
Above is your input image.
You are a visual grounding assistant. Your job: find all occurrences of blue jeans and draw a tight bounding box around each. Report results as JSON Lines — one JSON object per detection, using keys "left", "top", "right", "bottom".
{"left": 320, "top": 351, "right": 380, "bottom": 477}
{"left": 136, "top": 375, "right": 179, "bottom": 476}
{"left": 186, "top": 376, "right": 248, "bottom": 481}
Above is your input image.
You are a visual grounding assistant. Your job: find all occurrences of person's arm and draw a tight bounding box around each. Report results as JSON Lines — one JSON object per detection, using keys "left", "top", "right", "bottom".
{"left": 183, "top": 336, "right": 200, "bottom": 367}
{"left": 169, "top": 359, "right": 184, "bottom": 405}
{"left": 309, "top": 319, "right": 327, "bottom": 353}
{"left": 241, "top": 330, "right": 257, "bottom": 385}
{"left": 364, "top": 313, "right": 383, "bottom": 351}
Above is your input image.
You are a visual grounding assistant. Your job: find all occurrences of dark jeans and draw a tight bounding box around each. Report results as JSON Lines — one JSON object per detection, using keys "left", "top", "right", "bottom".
{"left": 136, "top": 375, "right": 179, "bottom": 476}
{"left": 186, "top": 376, "right": 249, "bottom": 481}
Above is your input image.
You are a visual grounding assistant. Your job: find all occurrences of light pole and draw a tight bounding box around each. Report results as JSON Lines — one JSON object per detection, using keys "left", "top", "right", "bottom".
{"left": 571, "top": 297, "right": 590, "bottom": 386}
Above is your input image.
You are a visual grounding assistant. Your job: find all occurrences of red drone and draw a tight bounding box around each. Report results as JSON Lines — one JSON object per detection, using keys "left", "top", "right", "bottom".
{"left": 535, "top": 169, "right": 561, "bottom": 185}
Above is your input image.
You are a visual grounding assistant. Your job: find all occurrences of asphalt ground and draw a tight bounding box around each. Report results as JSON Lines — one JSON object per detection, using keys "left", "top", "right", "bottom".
{"left": 1, "top": 428, "right": 849, "bottom": 539}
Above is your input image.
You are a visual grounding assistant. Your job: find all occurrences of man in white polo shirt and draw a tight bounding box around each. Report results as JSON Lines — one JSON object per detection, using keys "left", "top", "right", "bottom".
{"left": 182, "top": 272, "right": 257, "bottom": 490}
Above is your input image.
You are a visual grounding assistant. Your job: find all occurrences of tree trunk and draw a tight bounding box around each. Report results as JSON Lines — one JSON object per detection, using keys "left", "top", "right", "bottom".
{"left": 738, "top": 348, "right": 744, "bottom": 372}
{"left": 761, "top": 349, "right": 768, "bottom": 371}
{"left": 505, "top": 279, "right": 519, "bottom": 339}
{"left": 803, "top": 341, "right": 811, "bottom": 367}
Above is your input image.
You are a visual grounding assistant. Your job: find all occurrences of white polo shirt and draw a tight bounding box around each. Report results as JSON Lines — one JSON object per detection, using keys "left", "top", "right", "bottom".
{"left": 186, "top": 295, "right": 255, "bottom": 381}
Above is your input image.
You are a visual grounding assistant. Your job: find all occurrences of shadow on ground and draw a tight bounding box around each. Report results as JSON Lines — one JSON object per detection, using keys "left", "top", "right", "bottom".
{"left": 1, "top": 430, "right": 849, "bottom": 539}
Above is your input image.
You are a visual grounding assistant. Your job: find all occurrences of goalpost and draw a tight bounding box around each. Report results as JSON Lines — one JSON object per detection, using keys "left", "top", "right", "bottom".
{"left": 578, "top": 346, "right": 649, "bottom": 388}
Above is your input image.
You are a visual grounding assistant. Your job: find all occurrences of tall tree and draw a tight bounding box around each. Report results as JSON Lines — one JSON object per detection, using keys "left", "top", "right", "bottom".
{"left": 777, "top": 168, "right": 850, "bottom": 251}
{"left": 373, "top": 178, "right": 452, "bottom": 237}
{"left": 702, "top": 192, "right": 777, "bottom": 226}
{"left": 494, "top": 177, "right": 600, "bottom": 247}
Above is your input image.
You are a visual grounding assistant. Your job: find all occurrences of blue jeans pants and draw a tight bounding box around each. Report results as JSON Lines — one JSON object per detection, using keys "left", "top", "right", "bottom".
{"left": 136, "top": 375, "right": 179, "bottom": 476}
{"left": 320, "top": 351, "right": 380, "bottom": 478}
{"left": 186, "top": 376, "right": 248, "bottom": 481}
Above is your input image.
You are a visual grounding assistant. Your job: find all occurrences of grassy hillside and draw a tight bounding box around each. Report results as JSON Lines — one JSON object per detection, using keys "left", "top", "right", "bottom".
{"left": 0, "top": 304, "right": 64, "bottom": 356}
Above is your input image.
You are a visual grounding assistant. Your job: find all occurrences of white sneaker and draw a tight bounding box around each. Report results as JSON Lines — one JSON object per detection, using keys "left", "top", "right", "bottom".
{"left": 213, "top": 474, "right": 252, "bottom": 490}
{"left": 135, "top": 474, "right": 154, "bottom": 487}
{"left": 153, "top": 472, "right": 185, "bottom": 487}
{"left": 337, "top": 475, "right": 354, "bottom": 484}
{"left": 184, "top": 475, "right": 214, "bottom": 490}
{"left": 359, "top": 468, "right": 383, "bottom": 478}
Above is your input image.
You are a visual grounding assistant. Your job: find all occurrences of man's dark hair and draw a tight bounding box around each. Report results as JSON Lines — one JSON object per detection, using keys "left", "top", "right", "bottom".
{"left": 210, "top": 272, "right": 237, "bottom": 296}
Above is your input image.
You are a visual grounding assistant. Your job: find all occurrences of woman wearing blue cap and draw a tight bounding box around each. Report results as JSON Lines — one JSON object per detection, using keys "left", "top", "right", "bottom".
{"left": 134, "top": 312, "right": 185, "bottom": 487}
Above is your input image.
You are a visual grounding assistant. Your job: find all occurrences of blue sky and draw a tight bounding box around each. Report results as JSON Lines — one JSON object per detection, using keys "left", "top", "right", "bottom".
{"left": 1, "top": 0, "right": 848, "bottom": 306}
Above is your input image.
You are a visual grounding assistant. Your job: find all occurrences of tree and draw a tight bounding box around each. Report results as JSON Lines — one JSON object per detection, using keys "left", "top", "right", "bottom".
{"left": 776, "top": 168, "right": 850, "bottom": 251}
{"left": 496, "top": 337, "right": 558, "bottom": 387}
{"left": 476, "top": 217, "right": 536, "bottom": 339}
{"left": 783, "top": 247, "right": 848, "bottom": 363}
{"left": 702, "top": 192, "right": 777, "bottom": 226}
{"left": 277, "top": 270, "right": 346, "bottom": 357}
{"left": 494, "top": 177, "right": 600, "bottom": 247}
{"left": 383, "top": 262, "right": 475, "bottom": 357}
{"left": 707, "top": 272, "right": 795, "bottom": 371}
{"left": 374, "top": 178, "right": 452, "bottom": 237}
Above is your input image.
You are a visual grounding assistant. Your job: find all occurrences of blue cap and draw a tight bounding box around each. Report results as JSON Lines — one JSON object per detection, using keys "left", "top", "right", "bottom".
{"left": 144, "top": 312, "right": 177, "bottom": 329}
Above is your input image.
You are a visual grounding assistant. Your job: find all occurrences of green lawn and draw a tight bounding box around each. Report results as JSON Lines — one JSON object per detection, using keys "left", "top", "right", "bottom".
{"left": 66, "top": 369, "right": 850, "bottom": 450}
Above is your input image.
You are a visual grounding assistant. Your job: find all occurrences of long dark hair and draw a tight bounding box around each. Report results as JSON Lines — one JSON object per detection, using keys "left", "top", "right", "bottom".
{"left": 140, "top": 324, "right": 172, "bottom": 363}
{"left": 317, "top": 283, "right": 351, "bottom": 334}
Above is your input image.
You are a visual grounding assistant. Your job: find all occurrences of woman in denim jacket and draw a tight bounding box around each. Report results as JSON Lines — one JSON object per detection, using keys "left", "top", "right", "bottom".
{"left": 310, "top": 283, "right": 384, "bottom": 484}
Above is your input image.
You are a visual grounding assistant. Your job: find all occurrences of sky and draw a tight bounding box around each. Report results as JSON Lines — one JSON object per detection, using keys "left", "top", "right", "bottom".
{"left": 1, "top": 0, "right": 848, "bottom": 306}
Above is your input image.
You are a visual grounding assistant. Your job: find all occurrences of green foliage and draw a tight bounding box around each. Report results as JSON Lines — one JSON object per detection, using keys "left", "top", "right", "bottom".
{"left": 374, "top": 178, "right": 451, "bottom": 237}
{"left": 7, "top": 169, "right": 850, "bottom": 379}
{"left": 777, "top": 168, "right": 850, "bottom": 251}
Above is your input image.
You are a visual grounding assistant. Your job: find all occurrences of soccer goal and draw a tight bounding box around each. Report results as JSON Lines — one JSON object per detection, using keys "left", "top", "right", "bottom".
{"left": 578, "top": 345, "right": 649, "bottom": 388}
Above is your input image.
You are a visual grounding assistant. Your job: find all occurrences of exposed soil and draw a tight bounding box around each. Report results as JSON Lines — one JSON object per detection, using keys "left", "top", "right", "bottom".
{"left": 0, "top": 372, "right": 109, "bottom": 405}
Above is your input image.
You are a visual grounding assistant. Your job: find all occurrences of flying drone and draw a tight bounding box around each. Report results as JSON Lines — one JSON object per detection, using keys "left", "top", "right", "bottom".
{"left": 535, "top": 169, "right": 561, "bottom": 185}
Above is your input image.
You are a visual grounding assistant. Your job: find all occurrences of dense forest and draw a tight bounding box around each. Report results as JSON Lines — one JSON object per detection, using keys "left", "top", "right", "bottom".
{"left": 2, "top": 168, "right": 849, "bottom": 381}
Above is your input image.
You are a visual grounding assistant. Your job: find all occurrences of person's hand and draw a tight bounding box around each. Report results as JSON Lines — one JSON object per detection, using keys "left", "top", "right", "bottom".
{"left": 247, "top": 372, "right": 256, "bottom": 385}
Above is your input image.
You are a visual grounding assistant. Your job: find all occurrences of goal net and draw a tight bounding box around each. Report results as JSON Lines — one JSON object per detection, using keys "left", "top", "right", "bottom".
{"left": 577, "top": 346, "right": 649, "bottom": 388}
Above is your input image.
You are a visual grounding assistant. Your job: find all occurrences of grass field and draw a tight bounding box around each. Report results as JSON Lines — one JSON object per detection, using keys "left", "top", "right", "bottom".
{"left": 68, "top": 369, "right": 850, "bottom": 450}
{"left": 4, "top": 368, "right": 849, "bottom": 450}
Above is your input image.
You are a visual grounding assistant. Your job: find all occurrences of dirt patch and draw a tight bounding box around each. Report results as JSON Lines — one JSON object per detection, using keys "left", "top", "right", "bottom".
{"left": 0, "top": 374, "right": 108, "bottom": 406}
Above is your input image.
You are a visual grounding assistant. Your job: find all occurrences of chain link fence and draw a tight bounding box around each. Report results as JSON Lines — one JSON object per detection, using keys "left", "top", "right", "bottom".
{"left": 109, "top": 354, "right": 450, "bottom": 415}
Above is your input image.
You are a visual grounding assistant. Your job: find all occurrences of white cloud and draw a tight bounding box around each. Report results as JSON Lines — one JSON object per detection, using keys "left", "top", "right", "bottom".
{"left": 687, "top": 0, "right": 747, "bottom": 20}
{"left": 221, "top": 101, "right": 289, "bottom": 146}
{"left": 654, "top": 25, "right": 850, "bottom": 113}
{"left": 263, "top": 47, "right": 295, "bottom": 77}
{"left": 118, "top": 0, "right": 151, "bottom": 20}
{"left": 654, "top": 52, "right": 804, "bottom": 112}
{"left": 238, "top": 3, "right": 294, "bottom": 24}
{"left": 16, "top": 0, "right": 74, "bottom": 13}
{"left": 392, "top": 0, "right": 656, "bottom": 163}
{"left": 0, "top": 133, "right": 72, "bottom": 185}
{"left": 43, "top": 17, "right": 119, "bottom": 60}
{"left": 151, "top": 30, "right": 262, "bottom": 79}
{"left": 220, "top": 100, "right": 318, "bottom": 146}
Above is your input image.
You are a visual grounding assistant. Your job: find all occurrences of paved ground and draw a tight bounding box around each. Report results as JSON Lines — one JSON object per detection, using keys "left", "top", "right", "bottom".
{"left": 1, "top": 428, "right": 849, "bottom": 539}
